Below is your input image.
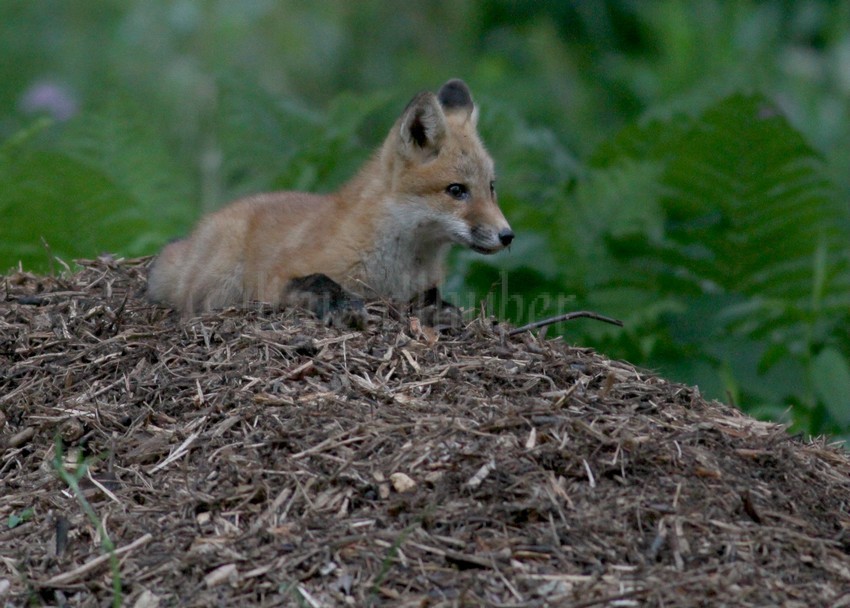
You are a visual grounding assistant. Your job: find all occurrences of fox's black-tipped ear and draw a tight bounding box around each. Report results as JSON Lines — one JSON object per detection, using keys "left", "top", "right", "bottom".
{"left": 399, "top": 92, "right": 446, "bottom": 159}
{"left": 438, "top": 79, "right": 474, "bottom": 113}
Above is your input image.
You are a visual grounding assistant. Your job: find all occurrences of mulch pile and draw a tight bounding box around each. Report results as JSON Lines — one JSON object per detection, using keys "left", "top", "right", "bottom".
{"left": 2, "top": 257, "right": 850, "bottom": 607}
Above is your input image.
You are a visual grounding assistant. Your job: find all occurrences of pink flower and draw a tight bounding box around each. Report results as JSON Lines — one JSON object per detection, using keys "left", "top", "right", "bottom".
{"left": 19, "top": 80, "right": 78, "bottom": 122}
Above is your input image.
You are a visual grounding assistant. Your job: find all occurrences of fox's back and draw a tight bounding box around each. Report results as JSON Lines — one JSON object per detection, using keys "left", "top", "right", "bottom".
{"left": 240, "top": 192, "right": 380, "bottom": 301}
{"left": 149, "top": 191, "right": 373, "bottom": 311}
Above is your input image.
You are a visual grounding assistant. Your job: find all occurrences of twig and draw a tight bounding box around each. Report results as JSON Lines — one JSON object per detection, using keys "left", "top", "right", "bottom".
{"left": 149, "top": 432, "right": 199, "bottom": 473}
{"left": 43, "top": 533, "right": 152, "bottom": 586}
{"left": 508, "top": 311, "right": 623, "bottom": 336}
{"left": 290, "top": 433, "right": 369, "bottom": 459}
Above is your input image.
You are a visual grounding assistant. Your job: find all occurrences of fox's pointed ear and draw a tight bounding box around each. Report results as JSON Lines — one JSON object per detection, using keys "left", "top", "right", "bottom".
{"left": 399, "top": 92, "right": 447, "bottom": 159}
{"left": 438, "top": 79, "right": 473, "bottom": 112}
{"left": 438, "top": 79, "right": 477, "bottom": 124}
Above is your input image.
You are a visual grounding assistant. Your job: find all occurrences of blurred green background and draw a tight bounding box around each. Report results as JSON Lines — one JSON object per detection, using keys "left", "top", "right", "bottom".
{"left": 2, "top": 1, "right": 850, "bottom": 439}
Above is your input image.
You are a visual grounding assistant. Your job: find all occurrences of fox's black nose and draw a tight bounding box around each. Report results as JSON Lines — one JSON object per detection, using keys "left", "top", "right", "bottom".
{"left": 498, "top": 229, "right": 515, "bottom": 247}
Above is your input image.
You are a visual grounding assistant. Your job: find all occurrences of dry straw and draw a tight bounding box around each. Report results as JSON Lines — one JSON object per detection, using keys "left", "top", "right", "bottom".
{"left": 2, "top": 257, "right": 850, "bottom": 606}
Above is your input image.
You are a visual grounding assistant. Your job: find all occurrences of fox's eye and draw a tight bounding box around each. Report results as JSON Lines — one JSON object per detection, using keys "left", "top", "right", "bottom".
{"left": 446, "top": 183, "right": 469, "bottom": 201}
{"left": 489, "top": 181, "right": 496, "bottom": 195}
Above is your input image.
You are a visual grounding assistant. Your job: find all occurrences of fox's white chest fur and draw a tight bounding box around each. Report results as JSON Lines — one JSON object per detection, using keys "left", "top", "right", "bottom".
{"left": 357, "top": 200, "right": 461, "bottom": 300}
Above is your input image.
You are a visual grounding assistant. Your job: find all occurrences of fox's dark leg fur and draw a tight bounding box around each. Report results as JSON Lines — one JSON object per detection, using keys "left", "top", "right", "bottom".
{"left": 286, "top": 276, "right": 461, "bottom": 330}
{"left": 286, "top": 274, "right": 367, "bottom": 328}
{"left": 409, "top": 286, "right": 463, "bottom": 329}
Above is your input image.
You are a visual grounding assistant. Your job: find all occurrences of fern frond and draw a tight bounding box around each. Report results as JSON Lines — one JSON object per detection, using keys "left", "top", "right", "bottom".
{"left": 590, "top": 94, "right": 850, "bottom": 337}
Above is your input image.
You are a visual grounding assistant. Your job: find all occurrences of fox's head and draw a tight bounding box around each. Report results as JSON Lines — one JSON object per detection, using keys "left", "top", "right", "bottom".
{"left": 388, "top": 79, "right": 514, "bottom": 255}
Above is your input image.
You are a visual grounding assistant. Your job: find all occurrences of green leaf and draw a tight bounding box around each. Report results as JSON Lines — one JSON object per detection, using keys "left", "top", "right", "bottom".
{"left": 0, "top": 148, "right": 151, "bottom": 271}
{"left": 757, "top": 342, "right": 791, "bottom": 375}
{"left": 8, "top": 507, "right": 34, "bottom": 529}
{"left": 565, "top": 93, "right": 850, "bottom": 422}
{"left": 592, "top": 95, "right": 850, "bottom": 320}
{"left": 811, "top": 348, "right": 850, "bottom": 429}
{"left": 58, "top": 98, "right": 197, "bottom": 236}
{"left": 587, "top": 94, "right": 850, "bottom": 345}
{"left": 659, "top": 97, "right": 846, "bottom": 304}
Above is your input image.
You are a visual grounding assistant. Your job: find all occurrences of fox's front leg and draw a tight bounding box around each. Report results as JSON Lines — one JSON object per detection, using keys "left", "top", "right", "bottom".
{"left": 409, "top": 286, "right": 464, "bottom": 330}
{"left": 286, "top": 274, "right": 368, "bottom": 329}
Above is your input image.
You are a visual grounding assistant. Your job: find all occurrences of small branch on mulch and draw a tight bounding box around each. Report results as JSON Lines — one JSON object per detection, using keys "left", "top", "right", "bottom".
{"left": 42, "top": 533, "right": 153, "bottom": 587}
{"left": 508, "top": 310, "right": 624, "bottom": 336}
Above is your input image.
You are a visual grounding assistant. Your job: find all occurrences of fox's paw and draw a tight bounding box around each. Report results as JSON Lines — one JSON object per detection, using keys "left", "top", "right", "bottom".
{"left": 409, "top": 287, "right": 464, "bottom": 332}
{"left": 287, "top": 274, "right": 369, "bottom": 330}
{"left": 416, "top": 302, "right": 463, "bottom": 331}
{"left": 324, "top": 299, "right": 369, "bottom": 330}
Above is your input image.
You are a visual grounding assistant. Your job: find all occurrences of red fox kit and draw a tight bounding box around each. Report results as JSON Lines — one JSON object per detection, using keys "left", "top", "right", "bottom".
{"left": 147, "top": 79, "right": 514, "bottom": 322}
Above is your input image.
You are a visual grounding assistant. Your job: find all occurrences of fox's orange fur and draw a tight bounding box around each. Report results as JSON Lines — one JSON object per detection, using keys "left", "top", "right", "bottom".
{"left": 148, "top": 79, "right": 513, "bottom": 314}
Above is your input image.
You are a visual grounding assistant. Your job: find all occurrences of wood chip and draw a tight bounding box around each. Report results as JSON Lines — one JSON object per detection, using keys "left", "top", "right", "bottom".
{"left": 204, "top": 563, "right": 237, "bottom": 588}
{"left": 389, "top": 472, "right": 416, "bottom": 493}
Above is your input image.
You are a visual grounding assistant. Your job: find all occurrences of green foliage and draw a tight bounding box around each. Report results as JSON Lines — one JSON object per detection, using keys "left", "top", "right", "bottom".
{"left": 598, "top": 97, "right": 849, "bottom": 435}
{"left": 57, "top": 97, "right": 198, "bottom": 236}
{"left": 7, "top": 507, "right": 34, "bottom": 529}
{"left": 811, "top": 348, "right": 850, "bottom": 429}
{"left": 592, "top": 94, "right": 850, "bottom": 333}
{"left": 0, "top": 139, "right": 151, "bottom": 270}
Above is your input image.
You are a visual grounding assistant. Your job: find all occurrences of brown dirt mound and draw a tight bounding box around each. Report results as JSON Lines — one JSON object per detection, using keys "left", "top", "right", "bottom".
{"left": 2, "top": 257, "right": 850, "bottom": 607}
